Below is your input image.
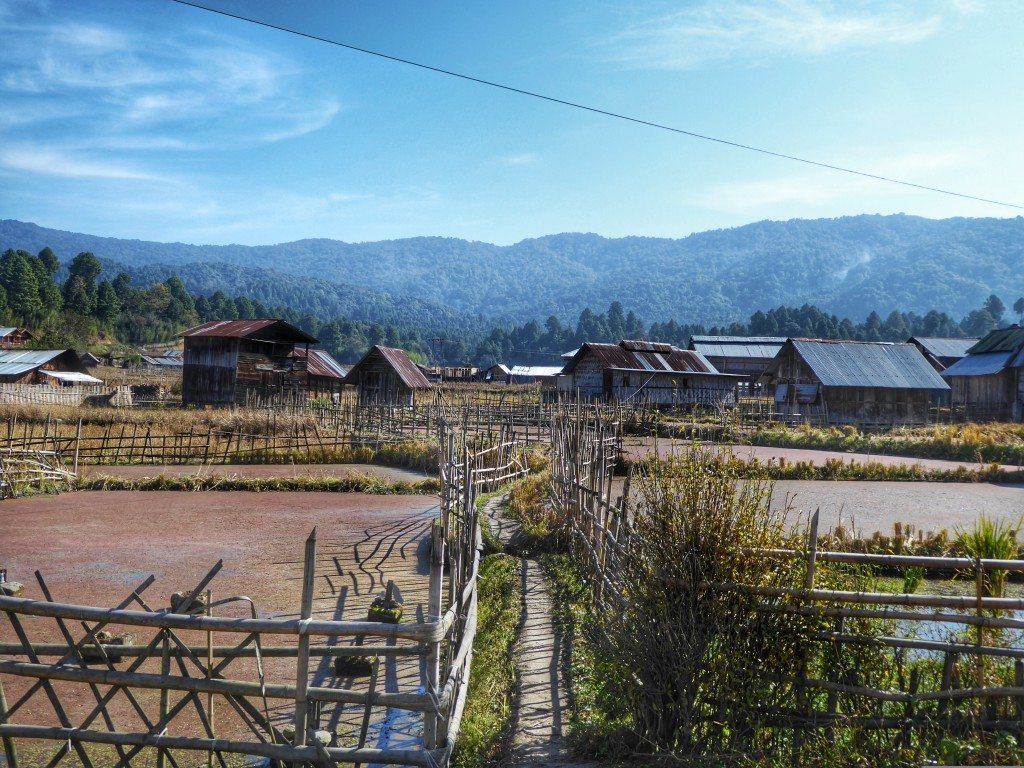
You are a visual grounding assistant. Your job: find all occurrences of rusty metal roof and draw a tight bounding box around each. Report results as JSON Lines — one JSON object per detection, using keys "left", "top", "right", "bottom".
{"left": 785, "top": 339, "right": 948, "bottom": 390}
{"left": 179, "top": 319, "right": 318, "bottom": 343}
{"left": 292, "top": 348, "right": 349, "bottom": 380}
{"left": 344, "top": 346, "right": 432, "bottom": 389}
{"left": 563, "top": 341, "right": 721, "bottom": 376}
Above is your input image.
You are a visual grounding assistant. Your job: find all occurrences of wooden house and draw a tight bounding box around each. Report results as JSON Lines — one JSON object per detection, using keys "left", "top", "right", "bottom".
{"left": 759, "top": 339, "right": 949, "bottom": 425}
{"left": 688, "top": 335, "right": 786, "bottom": 388}
{"left": 0, "top": 349, "right": 101, "bottom": 386}
{"left": 507, "top": 365, "right": 564, "bottom": 386}
{"left": 0, "top": 327, "right": 36, "bottom": 348}
{"left": 477, "top": 364, "right": 511, "bottom": 383}
{"left": 343, "top": 345, "right": 432, "bottom": 406}
{"left": 291, "top": 347, "right": 350, "bottom": 399}
{"left": 907, "top": 336, "right": 977, "bottom": 372}
{"left": 560, "top": 339, "right": 739, "bottom": 407}
{"left": 180, "top": 319, "right": 317, "bottom": 407}
{"left": 940, "top": 326, "right": 1024, "bottom": 422}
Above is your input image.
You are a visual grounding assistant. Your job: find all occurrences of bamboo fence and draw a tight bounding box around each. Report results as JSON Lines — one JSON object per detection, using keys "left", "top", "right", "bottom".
{"left": 0, "top": 418, "right": 531, "bottom": 767}
{"left": 549, "top": 409, "right": 1024, "bottom": 743}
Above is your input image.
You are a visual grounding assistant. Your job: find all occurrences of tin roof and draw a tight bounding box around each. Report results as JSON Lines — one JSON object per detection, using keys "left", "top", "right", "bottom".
{"left": 40, "top": 370, "right": 104, "bottom": 384}
{"left": 690, "top": 340, "right": 784, "bottom": 360}
{"left": 292, "top": 348, "right": 349, "bottom": 380}
{"left": 508, "top": 365, "right": 564, "bottom": 378}
{"left": 344, "top": 346, "right": 432, "bottom": 389}
{"left": 908, "top": 336, "right": 977, "bottom": 359}
{"left": 140, "top": 355, "right": 184, "bottom": 368}
{"left": 783, "top": 339, "right": 948, "bottom": 390}
{"left": 967, "top": 326, "right": 1024, "bottom": 355}
{"left": 0, "top": 349, "right": 78, "bottom": 377}
{"left": 689, "top": 335, "right": 787, "bottom": 345}
{"left": 180, "top": 319, "right": 318, "bottom": 343}
{"left": 563, "top": 340, "right": 722, "bottom": 376}
{"left": 941, "top": 351, "right": 1014, "bottom": 378}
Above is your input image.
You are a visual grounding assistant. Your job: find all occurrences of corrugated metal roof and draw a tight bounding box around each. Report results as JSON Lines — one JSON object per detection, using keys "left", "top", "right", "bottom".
{"left": 689, "top": 335, "right": 787, "bottom": 344}
{"left": 0, "top": 349, "right": 69, "bottom": 377}
{"left": 344, "top": 346, "right": 432, "bottom": 389}
{"left": 508, "top": 366, "right": 563, "bottom": 378}
{"left": 40, "top": 370, "right": 104, "bottom": 384}
{"left": 0, "top": 327, "right": 17, "bottom": 337}
{"left": 690, "top": 341, "right": 784, "bottom": 360}
{"left": 909, "top": 336, "right": 977, "bottom": 359}
{"left": 941, "top": 351, "right": 1014, "bottom": 378}
{"left": 141, "top": 355, "right": 184, "bottom": 367}
{"left": 790, "top": 339, "right": 949, "bottom": 390}
{"left": 292, "top": 348, "right": 349, "bottom": 380}
{"left": 968, "top": 326, "right": 1024, "bottom": 355}
{"left": 563, "top": 341, "right": 719, "bottom": 376}
{"left": 180, "top": 319, "right": 318, "bottom": 343}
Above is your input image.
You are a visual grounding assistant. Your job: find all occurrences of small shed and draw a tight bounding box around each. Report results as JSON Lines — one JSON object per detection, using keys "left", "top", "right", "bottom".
{"left": 343, "top": 345, "right": 432, "bottom": 406}
{"left": 180, "top": 319, "right": 318, "bottom": 407}
{"left": 291, "top": 347, "right": 350, "bottom": 399}
{"left": 907, "top": 336, "right": 977, "bottom": 372}
{"left": 759, "top": 339, "right": 949, "bottom": 425}
{"left": 0, "top": 350, "right": 100, "bottom": 385}
{"left": 0, "top": 327, "right": 36, "bottom": 348}
{"left": 561, "top": 339, "right": 739, "bottom": 407}
{"left": 688, "top": 335, "right": 786, "bottom": 387}
{"left": 477, "top": 364, "right": 511, "bottom": 383}
{"left": 941, "top": 326, "right": 1024, "bottom": 422}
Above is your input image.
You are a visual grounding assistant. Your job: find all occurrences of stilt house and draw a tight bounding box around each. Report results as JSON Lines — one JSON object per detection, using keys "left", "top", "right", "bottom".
{"left": 759, "top": 339, "right": 949, "bottom": 425}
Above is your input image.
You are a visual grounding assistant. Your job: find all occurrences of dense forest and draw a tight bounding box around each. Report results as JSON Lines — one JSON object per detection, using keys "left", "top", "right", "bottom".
{"left": 3, "top": 245, "right": 1022, "bottom": 368}
{"left": 4, "top": 214, "right": 1023, "bottom": 327}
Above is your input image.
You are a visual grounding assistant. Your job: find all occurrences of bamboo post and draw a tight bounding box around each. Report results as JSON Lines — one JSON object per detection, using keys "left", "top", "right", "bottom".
{"left": 1015, "top": 659, "right": 1024, "bottom": 746}
{"left": 0, "top": 677, "right": 18, "bottom": 768}
{"left": 292, "top": 528, "right": 317, "bottom": 755}
{"left": 976, "top": 557, "right": 985, "bottom": 689}
{"left": 206, "top": 588, "right": 214, "bottom": 768}
{"left": 157, "top": 629, "right": 171, "bottom": 768}
{"left": 424, "top": 521, "right": 445, "bottom": 749}
{"left": 73, "top": 418, "right": 82, "bottom": 477}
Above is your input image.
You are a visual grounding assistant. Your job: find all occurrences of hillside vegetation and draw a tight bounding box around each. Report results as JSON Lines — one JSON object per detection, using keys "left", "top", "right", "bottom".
{"left": 4, "top": 214, "right": 1023, "bottom": 327}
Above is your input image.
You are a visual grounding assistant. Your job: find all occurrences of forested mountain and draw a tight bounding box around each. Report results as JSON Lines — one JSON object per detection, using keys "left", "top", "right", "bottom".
{"left": 2, "top": 215, "right": 1022, "bottom": 326}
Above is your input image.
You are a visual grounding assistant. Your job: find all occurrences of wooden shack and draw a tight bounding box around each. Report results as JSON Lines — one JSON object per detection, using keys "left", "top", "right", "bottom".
{"left": 688, "top": 335, "right": 785, "bottom": 389}
{"left": 907, "top": 336, "right": 977, "bottom": 372}
{"left": 941, "top": 326, "right": 1024, "bottom": 422}
{"left": 291, "top": 347, "right": 350, "bottom": 399}
{"left": 180, "top": 319, "right": 317, "bottom": 407}
{"left": 0, "top": 349, "right": 100, "bottom": 385}
{"left": 0, "top": 327, "right": 35, "bottom": 348}
{"left": 343, "top": 345, "right": 432, "bottom": 406}
{"left": 560, "top": 339, "right": 739, "bottom": 408}
{"left": 759, "top": 339, "right": 949, "bottom": 425}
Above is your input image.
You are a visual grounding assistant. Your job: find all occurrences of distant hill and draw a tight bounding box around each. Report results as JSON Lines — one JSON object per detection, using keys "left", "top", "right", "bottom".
{"left": 3, "top": 214, "right": 1022, "bottom": 326}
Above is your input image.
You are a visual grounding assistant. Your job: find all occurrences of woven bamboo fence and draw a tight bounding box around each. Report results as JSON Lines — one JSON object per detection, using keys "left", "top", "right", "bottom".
{"left": 550, "top": 410, "right": 1024, "bottom": 745}
{"left": 0, "top": 418, "right": 531, "bottom": 767}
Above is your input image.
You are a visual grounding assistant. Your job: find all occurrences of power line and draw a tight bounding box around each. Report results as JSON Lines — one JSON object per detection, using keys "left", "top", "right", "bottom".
{"left": 167, "top": 0, "right": 1023, "bottom": 211}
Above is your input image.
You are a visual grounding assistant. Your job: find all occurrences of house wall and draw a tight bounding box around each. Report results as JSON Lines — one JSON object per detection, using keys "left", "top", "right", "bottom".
{"left": 609, "top": 371, "right": 736, "bottom": 407}
{"left": 821, "top": 387, "right": 931, "bottom": 425}
{"left": 947, "top": 370, "right": 1017, "bottom": 421}
{"left": 569, "top": 356, "right": 606, "bottom": 398}
{"left": 183, "top": 337, "right": 239, "bottom": 407}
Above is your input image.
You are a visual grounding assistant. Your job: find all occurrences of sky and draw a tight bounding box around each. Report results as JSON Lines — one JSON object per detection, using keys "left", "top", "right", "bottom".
{"left": 1, "top": 0, "right": 1022, "bottom": 246}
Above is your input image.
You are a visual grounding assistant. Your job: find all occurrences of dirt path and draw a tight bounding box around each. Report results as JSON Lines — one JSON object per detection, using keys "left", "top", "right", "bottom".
{"left": 80, "top": 462, "right": 431, "bottom": 482}
{"left": 482, "top": 495, "right": 593, "bottom": 768}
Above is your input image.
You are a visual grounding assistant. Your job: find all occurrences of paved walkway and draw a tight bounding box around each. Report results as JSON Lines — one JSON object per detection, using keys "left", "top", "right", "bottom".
{"left": 482, "top": 495, "right": 592, "bottom": 768}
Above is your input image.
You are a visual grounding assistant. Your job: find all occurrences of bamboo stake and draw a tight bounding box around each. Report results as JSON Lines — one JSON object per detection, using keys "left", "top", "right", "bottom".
{"left": 292, "top": 529, "right": 317, "bottom": 755}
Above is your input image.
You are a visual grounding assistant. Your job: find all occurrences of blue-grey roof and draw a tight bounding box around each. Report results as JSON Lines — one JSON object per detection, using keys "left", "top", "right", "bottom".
{"left": 0, "top": 349, "right": 67, "bottom": 377}
{"left": 791, "top": 340, "right": 949, "bottom": 390}
{"left": 941, "top": 351, "right": 1014, "bottom": 378}
{"left": 0, "top": 327, "right": 18, "bottom": 337}
{"left": 909, "top": 336, "right": 977, "bottom": 359}
{"left": 691, "top": 341, "right": 784, "bottom": 360}
{"left": 689, "top": 335, "right": 787, "bottom": 344}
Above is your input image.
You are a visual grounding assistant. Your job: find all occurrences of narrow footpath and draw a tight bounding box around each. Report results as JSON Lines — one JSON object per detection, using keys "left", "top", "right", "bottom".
{"left": 483, "top": 495, "right": 593, "bottom": 768}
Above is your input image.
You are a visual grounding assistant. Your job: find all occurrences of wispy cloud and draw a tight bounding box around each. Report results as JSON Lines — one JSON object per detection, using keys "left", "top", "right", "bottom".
{"left": 497, "top": 152, "right": 540, "bottom": 167}
{"left": 0, "top": 145, "right": 171, "bottom": 182}
{"left": 610, "top": 1, "right": 952, "bottom": 70}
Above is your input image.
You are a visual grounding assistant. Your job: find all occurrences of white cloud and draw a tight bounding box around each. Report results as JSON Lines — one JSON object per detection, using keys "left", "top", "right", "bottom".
{"left": 0, "top": 145, "right": 170, "bottom": 182}
{"left": 611, "top": 1, "right": 946, "bottom": 69}
{"left": 497, "top": 152, "right": 540, "bottom": 167}
{"left": 262, "top": 100, "right": 342, "bottom": 142}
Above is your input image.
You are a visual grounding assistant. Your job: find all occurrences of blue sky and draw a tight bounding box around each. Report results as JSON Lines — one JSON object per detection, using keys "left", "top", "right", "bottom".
{"left": 1, "top": 0, "right": 1021, "bottom": 245}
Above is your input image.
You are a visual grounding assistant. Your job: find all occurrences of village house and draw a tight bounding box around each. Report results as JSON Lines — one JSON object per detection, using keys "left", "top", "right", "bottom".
{"left": 477, "top": 363, "right": 511, "bottom": 383}
{"left": 560, "top": 339, "right": 739, "bottom": 407}
{"left": 687, "top": 335, "right": 786, "bottom": 389}
{"left": 0, "top": 327, "right": 36, "bottom": 348}
{"left": 0, "top": 349, "right": 102, "bottom": 386}
{"left": 291, "top": 347, "right": 350, "bottom": 400}
{"left": 940, "top": 326, "right": 1024, "bottom": 422}
{"left": 507, "top": 365, "right": 563, "bottom": 386}
{"left": 344, "top": 345, "right": 432, "bottom": 406}
{"left": 759, "top": 338, "right": 949, "bottom": 425}
{"left": 180, "top": 319, "right": 317, "bottom": 407}
{"left": 907, "top": 336, "right": 978, "bottom": 372}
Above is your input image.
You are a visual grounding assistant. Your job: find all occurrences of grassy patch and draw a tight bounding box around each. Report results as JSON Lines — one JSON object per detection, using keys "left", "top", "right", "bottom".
{"left": 451, "top": 553, "right": 522, "bottom": 768}
{"left": 76, "top": 473, "right": 440, "bottom": 494}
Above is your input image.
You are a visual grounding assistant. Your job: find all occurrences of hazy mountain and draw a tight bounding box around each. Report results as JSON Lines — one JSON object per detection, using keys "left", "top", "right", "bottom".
{"left": 3, "top": 214, "right": 1022, "bottom": 326}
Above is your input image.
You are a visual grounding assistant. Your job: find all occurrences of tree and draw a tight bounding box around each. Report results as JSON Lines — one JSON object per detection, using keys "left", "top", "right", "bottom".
{"left": 961, "top": 309, "right": 996, "bottom": 337}
{"left": 1014, "top": 297, "right": 1024, "bottom": 325}
{"left": 37, "top": 247, "right": 60, "bottom": 275}
{"left": 63, "top": 275, "right": 94, "bottom": 315}
{"left": 1, "top": 249, "right": 42, "bottom": 322}
{"left": 983, "top": 294, "right": 1005, "bottom": 324}
{"left": 95, "top": 281, "right": 121, "bottom": 326}
{"left": 64, "top": 252, "right": 102, "bottom": 312}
